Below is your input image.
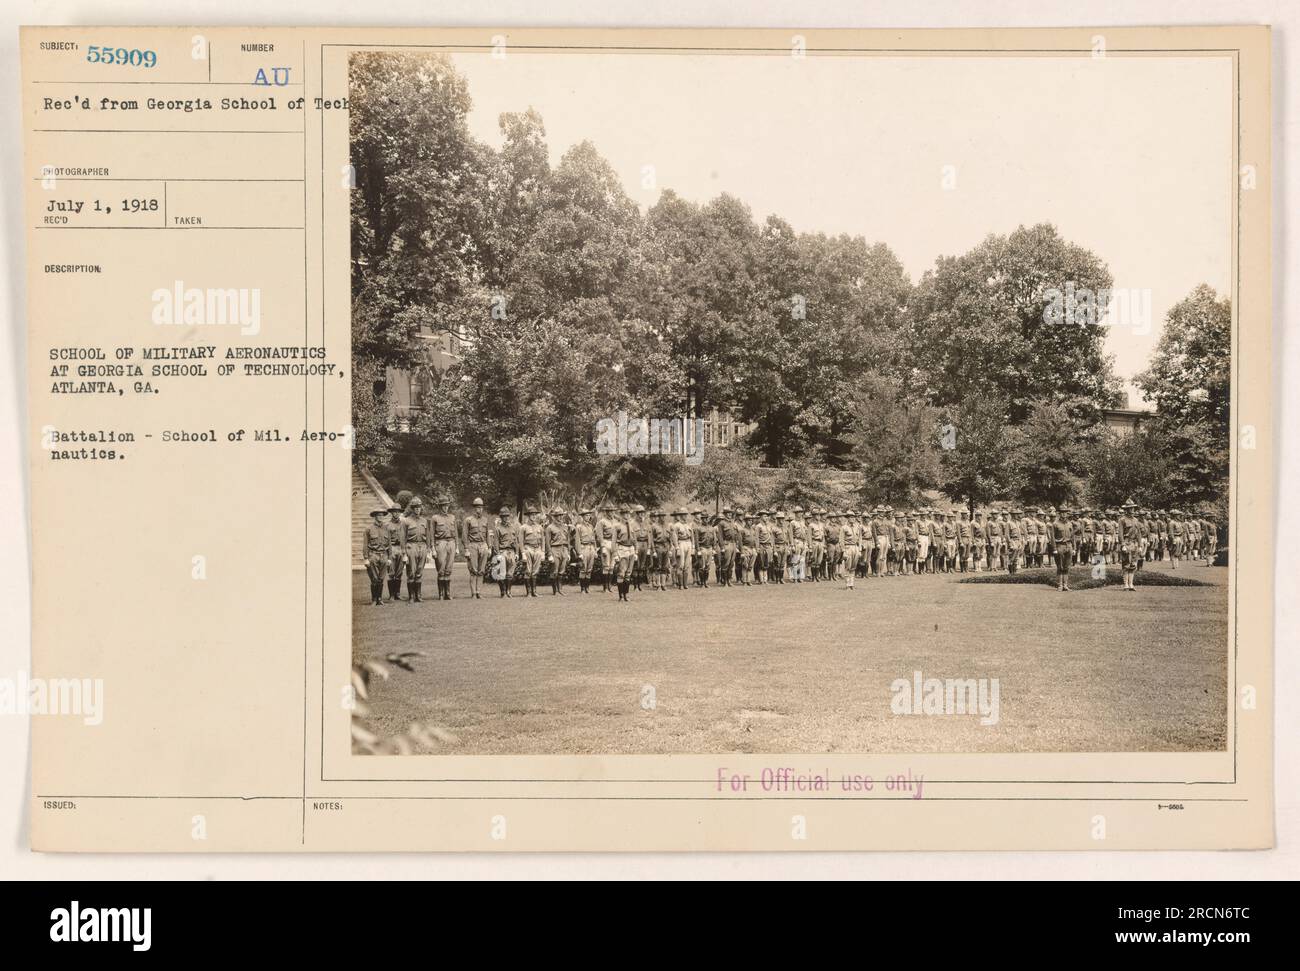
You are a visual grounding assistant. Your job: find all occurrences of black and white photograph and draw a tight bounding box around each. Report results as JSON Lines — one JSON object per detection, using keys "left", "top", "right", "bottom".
{"left": 349, "top": 46, "right": 1232, "bottom": 756}
{"left": 4, "top": 0, "right": 1286, "bottom": 883}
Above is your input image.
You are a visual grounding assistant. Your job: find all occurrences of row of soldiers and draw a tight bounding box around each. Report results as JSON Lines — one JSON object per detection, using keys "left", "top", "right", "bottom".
{"left": 361, "top": 495, "right": 1219, "bottom": 603}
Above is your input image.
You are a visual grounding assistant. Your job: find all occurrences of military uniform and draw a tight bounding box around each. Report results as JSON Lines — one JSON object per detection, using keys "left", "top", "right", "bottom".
{"left": 718, "top": 510, "right": 742, "bottom": 586}
{"left": 430, "top": 499, "right": 459, "bottom": 600}
{"left": 942, "top": 513, "right": 957, "bottom": 572}
{"left": 695, "top": 514, "right": 718, "bottom": 588}
{"left": 971, "top": 514, "right": 986, "bottom": 571}
{"left": 999, "top": 512, "right": 1013, "bottom": 569}
{"left": 596, "top": 504, "right": 619, "bottom": 592}
{"left": 575, "top": 512, "right": 599, "bottom": 593}
{"left": 1104, "top": 513, "right": 1118, "bottom": 563}
{"left": 1051, "top": 508, "right": 1075, "bottom": 590}
{"left": 493, "top": 509, "right": 519, "bottom": 597}
{"left": 632, "top": 506, "right": 651, "bottom": 590}
{"left": 545, "top": 509, "right": 572, "bottom": 596}
{"left": 852, "top": 510, "right": 871, "bottom": 579}
{"left": 956, "top": 513, "right": 973, "bottom": 573}
{"left": 363, "top": 509, "right": 391, "bottom": 606}
{"left": 1005, "top": 510, "right": 1023, "bottom": 574}
{"left": 402, "top": 498, "right": 433, "bottom": 603}
{"left": 770, "top": 513, "right": 788, "bottom": 584}
{"left": 611, "top": 512, "right": 636, "bottom": 601}
{"left": 1136, "top": 511, "right": 1150, "bottom": 566}
{"left": 740, "top": 516, "right": 759, "bottom": 585}
{"left": 902, "top": 517, "right": 918, "bottom": 575}
{"left": 1119, "top": 499, "right": 1142, "bottom": 590}
{"left": 461, "top": 498, "right": 492, "bottom": 599}
{"left": 755, "top": 515, "right": 773, "bottom": 584}
{"left": 519, "top": 510, "right": 545, "bottom": 597}
{"left": 384, "top": 506, "right": 406, "bottom": 601}
{"left": 915, "top": 510, "right": 931, "bottom": 571}
{"left": 824, "top": 515, "right": 842, "bottom": 581}
{"left": 808, "top": 514, "right": 827, "bottom": 581}
{"left": 670, "top": 509, "right": 695, "bottom": 589}
{"left": 649, "top": 512, "right": 671, "bottom": 590}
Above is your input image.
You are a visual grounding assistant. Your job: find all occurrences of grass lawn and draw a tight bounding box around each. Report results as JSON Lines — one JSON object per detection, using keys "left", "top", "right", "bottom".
{"left": 353, "top": 560, "right": 1228, "bottom": 755}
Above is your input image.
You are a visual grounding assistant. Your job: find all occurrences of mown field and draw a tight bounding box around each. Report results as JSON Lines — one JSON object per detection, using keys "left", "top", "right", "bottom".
{"left": 353, "top": 561, "right": 1228, "bottom": 755}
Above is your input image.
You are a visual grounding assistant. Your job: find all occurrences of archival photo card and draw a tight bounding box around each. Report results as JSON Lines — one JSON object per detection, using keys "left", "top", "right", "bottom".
{"left": 22, "top": 25, "right": 1273, "bottom": 851}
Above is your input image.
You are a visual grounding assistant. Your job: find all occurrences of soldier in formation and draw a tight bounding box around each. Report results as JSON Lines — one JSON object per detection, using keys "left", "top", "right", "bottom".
{"left": 361, "top": 494, "right": 1221, "bottom": 602}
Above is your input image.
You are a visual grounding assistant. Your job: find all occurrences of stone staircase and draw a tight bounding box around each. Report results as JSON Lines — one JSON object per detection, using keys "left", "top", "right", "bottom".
{"left": 352, "top": 466, "right": 394, "bottom": 569}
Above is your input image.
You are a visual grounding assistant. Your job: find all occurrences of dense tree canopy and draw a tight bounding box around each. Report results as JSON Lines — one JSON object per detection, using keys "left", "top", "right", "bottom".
{"left": 1133, "top": 285, "right": 1231, "bottom": 511}
{"left": 351, "top": 52, "right": 1229, "bottom": 519}
{"left": 908, "top": 224, "right": 1123, "bottom": 423}
{"left": 845, "top": 372, "right": 942, "bottom": 506}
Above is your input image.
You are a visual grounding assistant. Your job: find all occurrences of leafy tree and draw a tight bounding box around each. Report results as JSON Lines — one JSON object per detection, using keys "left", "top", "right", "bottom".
{"left": 505, "top": 141, "right": 647, "bottom": 326}
{"left": 1134, "top": 285, "right": 1231, "bottom": 508}
{"left": 679, "top": 444, "right": 764, "bottom": 514}
{"left": 1150, "top": 421, "right": 1228, "bottom": 511}
{"left": 644, "top": 191, "right": 768, "bottom": 424}
{"left": 740, "top": 223, "right": 912, "bottom": 467}
{"left": 938, "top": 395, "right": 1015, "bottom": 512}
{"left": 1084, "top": 427, "right": 1172, "bottom": 510}
{"left": 759, "top": 455, "right": 856, "bottom": 511}
{"left": 586, "top": 453, "right": 684, "bottom": 510}
{"left": 349, "top": 52, "right": 495, "bottom": 469}
{"left": 1135, "top": 285, "right": 1230, "bottom": 429}
{"left": 480, "top": 108, "right": 551, "bottom": 292}
{"left": 1009, "top": 399, "right": 1092, "bottom": 507}
{"left": 845, "top": 372, "right": 942, "bottom": 505}
{"left": 349, "top": 52, "right": 490, "bottom": 370}
{"left": 351, "top": 358, "right": 398, "bottom": 467}
{"left": 406, "top": 315, "right": 683, "bottom": 509}
{"left": 908, "top": 223, "right": 1122, "bottom": 423}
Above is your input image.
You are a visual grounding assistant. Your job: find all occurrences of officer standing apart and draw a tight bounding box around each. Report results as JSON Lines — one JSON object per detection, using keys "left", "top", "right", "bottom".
{"left": 1051, "top": 505, "right": 1075, "bottom": 592}
{"left": 1118, "top": 499, "right": 1143, "bottom": 591}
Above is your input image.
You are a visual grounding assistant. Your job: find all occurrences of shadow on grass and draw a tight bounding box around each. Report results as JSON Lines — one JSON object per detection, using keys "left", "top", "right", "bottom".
{"left": 959, "top": 566, "right": 1211, "bottom": 591}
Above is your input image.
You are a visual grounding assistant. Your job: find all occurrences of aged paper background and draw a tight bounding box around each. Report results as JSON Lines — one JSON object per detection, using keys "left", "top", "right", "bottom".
{"left": 3, "top": 4, "right": 1291, "bottom": 873}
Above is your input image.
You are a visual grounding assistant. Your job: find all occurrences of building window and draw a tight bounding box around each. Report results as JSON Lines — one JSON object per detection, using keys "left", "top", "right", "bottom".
{"left": 409, "top": 370, "right": 425, "bottom": 409}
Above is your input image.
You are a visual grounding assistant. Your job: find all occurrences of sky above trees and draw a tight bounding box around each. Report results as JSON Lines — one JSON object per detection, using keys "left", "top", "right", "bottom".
{"left": 450, "top": 51, "right": 1233, "bottom": 403}
{"left": 349, "top": 50, "right": 1232, "bottom": 516}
